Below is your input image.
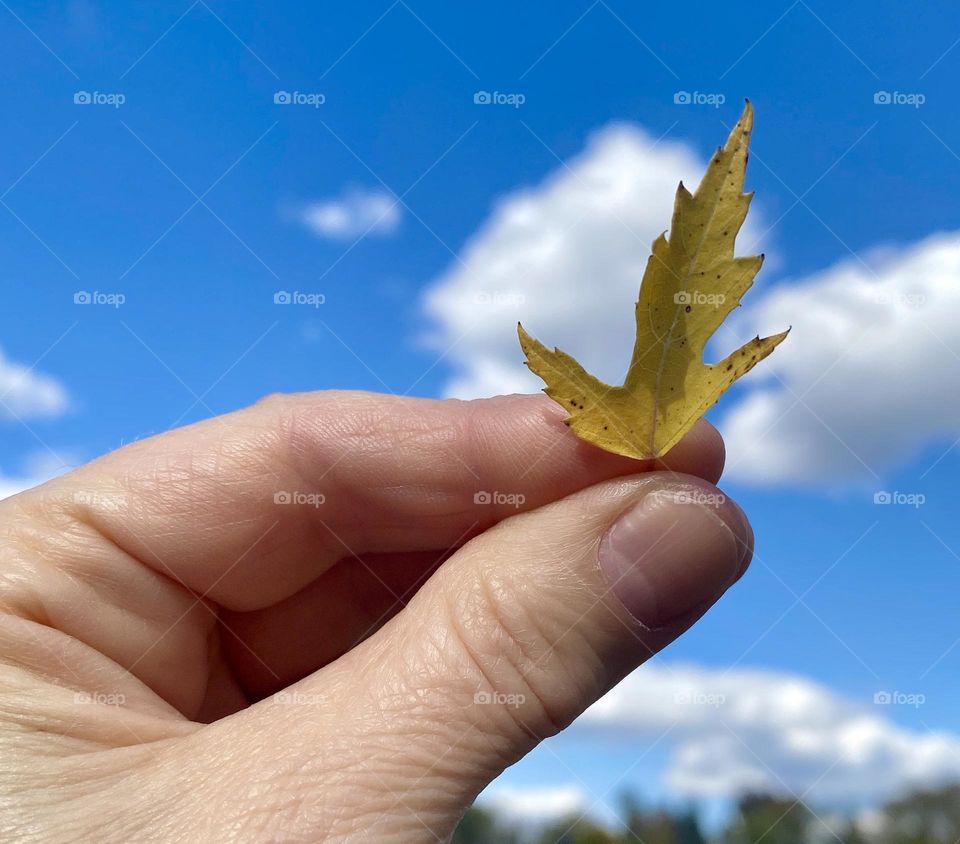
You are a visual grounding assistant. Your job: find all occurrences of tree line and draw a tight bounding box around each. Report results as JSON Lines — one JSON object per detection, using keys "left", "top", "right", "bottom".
{"left": 452, "top": 785, "right": 960, "bottom": 843}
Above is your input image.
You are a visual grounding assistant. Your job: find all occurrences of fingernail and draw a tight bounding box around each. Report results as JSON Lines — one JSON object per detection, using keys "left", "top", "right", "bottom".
{"left": 598, "top": 489, "right": 749, "bottom": 628}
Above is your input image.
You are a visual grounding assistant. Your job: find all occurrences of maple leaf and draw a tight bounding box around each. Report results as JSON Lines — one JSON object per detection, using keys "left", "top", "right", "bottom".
{"left": 518, "top": 101, "right": 789, "bottom": 460}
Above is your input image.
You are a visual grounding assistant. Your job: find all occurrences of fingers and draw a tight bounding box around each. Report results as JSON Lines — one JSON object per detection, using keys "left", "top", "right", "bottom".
{"left": 220, "top": 472, "right": 750, "bottom": 840}
{"left": 219, "top": 549, "right": 449, "bottom": 698}
{"left": 27, "top": 391, "right": 724, "bottom": 610}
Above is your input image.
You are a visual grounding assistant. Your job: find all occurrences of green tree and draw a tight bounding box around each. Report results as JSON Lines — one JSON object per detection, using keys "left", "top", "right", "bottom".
{"left": 537, "top": 814, "right": 618, "bottom": 844}
{"left": 871, "top": 784, "right": 960, "bottom": 843}
{"left": 452, "top": 805, "right": 520, "bottom": 844}
{"left": 837, "top": 822, "right": 869, "bottom": 844}
{"left": 619, "top": 794, "right": 705, "bottom": 844}
{"left": 673, "top": 810, "right": 708, "bottom": 844}
{"left": 724, "top": 793, "right": 812, "bottom": 844}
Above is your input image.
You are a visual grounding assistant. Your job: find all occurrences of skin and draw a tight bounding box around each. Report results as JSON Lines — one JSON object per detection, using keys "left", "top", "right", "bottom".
{"left": 0, "top": 391, "right": 752, "bottom": 842}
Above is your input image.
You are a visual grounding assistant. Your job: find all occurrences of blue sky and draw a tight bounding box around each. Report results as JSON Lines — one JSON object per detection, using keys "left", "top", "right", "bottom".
{"left": 4, "top": 0, "right": 960, "bottom": 830}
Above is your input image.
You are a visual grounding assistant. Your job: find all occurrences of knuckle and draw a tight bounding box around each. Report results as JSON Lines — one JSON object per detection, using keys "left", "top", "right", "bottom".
{"left": 440, "top": 558, "right": 593, "bottom": 742}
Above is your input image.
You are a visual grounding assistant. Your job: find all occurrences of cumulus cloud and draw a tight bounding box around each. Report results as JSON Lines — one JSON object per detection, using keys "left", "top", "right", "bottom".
{"left": 420, "top": 115, "right": 960, "bottom": 486}
{"left": 721, "top": 232, "right": 960, "bottom": 485}
{"left": 0, "top": 351, "right": 70, "bottom": 498}
{"left": 0, "top": 473, "right": 47, "bottom": 500}
{"left": 297, "top": 187, "right": 401, "bottom": 240}
{"left": 421, "top": 121, "right": 773, "bottom": 400}
{"left": 0, "top": 450, "right": 75, "bottom": 500}
{"left": 576, "top": 662, "right": 960, "bottom": 806}
{"left": 0, "top": 350, "right": 68, "bottom": 419}
{"left": 479, "top": 784, "right": 588, "bottom": 824}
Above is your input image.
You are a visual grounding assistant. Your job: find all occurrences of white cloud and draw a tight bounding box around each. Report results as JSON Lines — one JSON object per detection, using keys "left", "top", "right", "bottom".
{"left": 0, "top": 350, "right": 68, "bottom": 419}
{"left": 479, "top": 784, "right": 588, "bottom": 824}
{"left": 0, "top": 449, "right": 76, "bottom": 500}
{"left": 421, "top": 116, "right": 960, "bottom": 486}
{"left": 577, "top": 662, "right": 960, "bottom": 806}
{"left": 298, "top": 187, "right": 401, "bottom": 240}
{"left": 721, "top": 232, "right": 960, "bottom": 485}
{"left": 0, "top": 474, "right": 45, "bottom": 500}
{"left": 421, "top": 122, "right": 773, "bottom": 401}
{"left": 0, "top": 351, "right": 70, "bottom": 498}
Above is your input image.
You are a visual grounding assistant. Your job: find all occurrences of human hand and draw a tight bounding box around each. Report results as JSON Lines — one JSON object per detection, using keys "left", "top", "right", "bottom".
{"left": 0, "top": 391, "right": 751, "bottom": 841}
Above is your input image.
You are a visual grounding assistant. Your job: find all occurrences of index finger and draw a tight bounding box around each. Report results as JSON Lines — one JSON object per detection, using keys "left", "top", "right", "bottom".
{"left": 28, "top": 391, "right": 724, "bottom": 610}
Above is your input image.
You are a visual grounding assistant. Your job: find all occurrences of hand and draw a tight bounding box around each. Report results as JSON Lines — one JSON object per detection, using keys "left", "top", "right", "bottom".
{"left": 0, "top": 391, "right": 751, "bottom": 842}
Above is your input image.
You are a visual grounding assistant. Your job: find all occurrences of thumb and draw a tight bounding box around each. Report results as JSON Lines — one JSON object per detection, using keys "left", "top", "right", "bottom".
{"left": 227, "top": 471, "right": 752, "bottom": 840}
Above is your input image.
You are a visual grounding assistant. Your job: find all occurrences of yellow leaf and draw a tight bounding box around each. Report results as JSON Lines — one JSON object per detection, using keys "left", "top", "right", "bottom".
{"left": 518, "top": 100, "right": 789, "bottom": 460}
